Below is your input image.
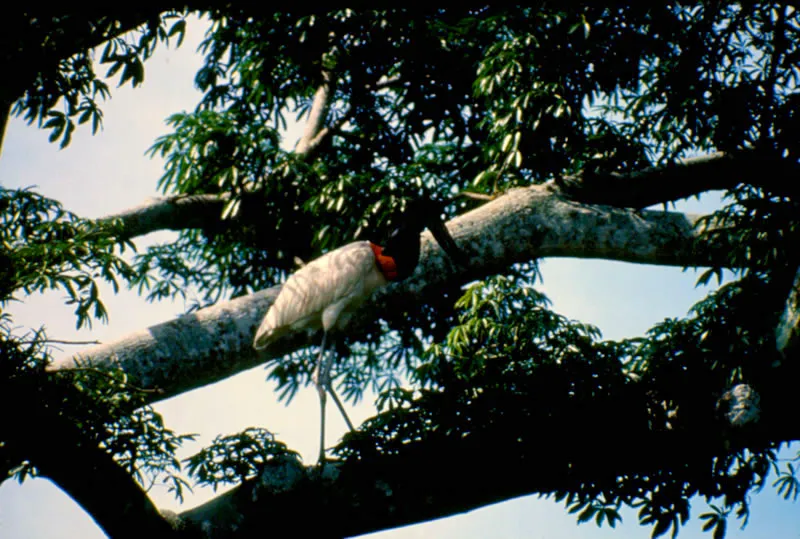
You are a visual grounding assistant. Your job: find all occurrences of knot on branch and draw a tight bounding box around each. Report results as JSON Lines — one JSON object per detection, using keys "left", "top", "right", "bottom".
{"left": 717, "top": 384, "right": 761, "bottom": 427}
{"left": 159, "top": 509, "right": 186, "bottom": 531}
{"left": 256, "top": 453, "right": 306, "bottom": 496}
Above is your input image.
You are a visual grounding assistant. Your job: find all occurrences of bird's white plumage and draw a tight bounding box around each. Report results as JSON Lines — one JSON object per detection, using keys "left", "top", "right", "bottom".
{"left": 253, "top": 241, "right": 388, "bottom": 349}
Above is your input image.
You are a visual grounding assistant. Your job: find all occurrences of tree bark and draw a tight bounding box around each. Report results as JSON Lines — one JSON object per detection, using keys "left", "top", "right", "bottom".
{"left": 294, "top": 70, "right": 335, "bottom": 156}
{"left": 100, "top": 193, "right": 229, "bottom": 240}
{"left": 51, "top": 184, "right": 721, "bottom": 403}
{"left": 0, "top": 99, "right": 11, "bottom": 157}
{"left": 555, "top": 149, "right": 800, "bottom": 209}
{"left": 92, "top": 149, "right": 795, "bottom": 242}
{"left": 169, "top": 386, "right": 795, "bottom": 539}
{"left": 3, "top": 384, "right": 177, "bottom": 538}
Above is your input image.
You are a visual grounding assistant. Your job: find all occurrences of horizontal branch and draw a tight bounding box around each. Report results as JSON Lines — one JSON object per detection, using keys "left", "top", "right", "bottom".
{"left": 99, "top": 69, "right": 341, "bottom": 240}
{"left": 99, "top": 193, "right": 228, "bottom": 240}
{"left": 95, "top": 149, "right": 796, "bottom": 243}
{"left": 554, "top": 149, "right": 800, "bottom": 209}
{"left": 51, "top": 185, "right": 719, "bottom": 402}
{"left": 172, "top": 382, "right": 794, "bottom": 538}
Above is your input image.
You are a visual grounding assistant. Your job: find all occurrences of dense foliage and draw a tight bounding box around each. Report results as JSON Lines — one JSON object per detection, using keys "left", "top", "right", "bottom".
{"left": 2, "top": 4, "right": 800, "bottom": 538}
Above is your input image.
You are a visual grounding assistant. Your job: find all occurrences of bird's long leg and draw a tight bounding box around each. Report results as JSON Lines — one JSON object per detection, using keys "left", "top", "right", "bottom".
{"left": 318, "top": 340, "right": 356, "bottom": 432}
{"left": 328, "top": 384, "right": 355, "bottom": 432}
{"left": 312, "top": 332, "right": 356, "bottom": 465}
{"left": 312, "top": 332, "right": 330, "bottom": 465}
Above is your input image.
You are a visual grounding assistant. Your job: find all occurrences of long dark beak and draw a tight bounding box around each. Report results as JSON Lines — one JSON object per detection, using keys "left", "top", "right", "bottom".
{"left": 427, "top": 217, "right": 468, "bottom": 268}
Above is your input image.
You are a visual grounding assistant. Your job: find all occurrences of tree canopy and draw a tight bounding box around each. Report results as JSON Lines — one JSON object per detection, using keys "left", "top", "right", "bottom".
{"left": 2, "top": 5, "right": 800, "bottom": 539}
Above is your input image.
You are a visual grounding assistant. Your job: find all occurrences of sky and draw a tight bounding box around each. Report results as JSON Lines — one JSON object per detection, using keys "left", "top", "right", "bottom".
{"left": 0, "top": 15, "right": 798, "bottom": 539}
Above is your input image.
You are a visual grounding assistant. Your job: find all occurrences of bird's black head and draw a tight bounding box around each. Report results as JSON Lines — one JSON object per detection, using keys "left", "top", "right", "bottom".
{"left": 379, "top": 198, "right": 466, "bottom": 280}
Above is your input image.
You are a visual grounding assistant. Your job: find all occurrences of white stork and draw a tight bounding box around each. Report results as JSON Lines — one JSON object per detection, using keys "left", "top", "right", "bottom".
{"left": 253, "top": 199, "right": 465, "bottom": 464}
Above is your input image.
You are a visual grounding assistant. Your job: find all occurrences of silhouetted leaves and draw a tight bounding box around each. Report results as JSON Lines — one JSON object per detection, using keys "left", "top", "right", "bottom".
{"left": 184, "top": 428, "right": 299, "bottom": 491}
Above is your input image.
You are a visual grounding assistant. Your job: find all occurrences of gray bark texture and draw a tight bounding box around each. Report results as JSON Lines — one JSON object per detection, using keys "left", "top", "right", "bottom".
{"left": 51, "top": 185, "right": 716, "bottom": 404}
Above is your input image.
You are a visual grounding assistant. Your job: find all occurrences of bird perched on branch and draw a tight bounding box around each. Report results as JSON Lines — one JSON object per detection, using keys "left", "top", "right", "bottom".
{"left": 253, "top": 198, "right": 466, "bottom": 464}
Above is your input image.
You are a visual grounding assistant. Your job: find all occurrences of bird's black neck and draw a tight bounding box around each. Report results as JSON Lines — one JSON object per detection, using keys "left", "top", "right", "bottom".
{"left": 379, "top": 225, "right": 423, "bottom": 281}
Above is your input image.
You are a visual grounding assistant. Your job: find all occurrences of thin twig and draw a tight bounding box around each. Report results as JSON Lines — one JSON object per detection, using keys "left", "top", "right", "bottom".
{"left": 366, "top": 75, "right": 404, "bottom": 91}
{"left": 21, "top": 338, "right": 102, "bottom": 346}
{"left": 456, "top": 191, "right": 496, "bottom": 201}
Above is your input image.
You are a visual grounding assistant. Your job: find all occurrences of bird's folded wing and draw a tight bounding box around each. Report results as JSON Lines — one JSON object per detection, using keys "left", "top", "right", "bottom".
{"left": 253, "top": 242, "right": 376, "bottom": 349}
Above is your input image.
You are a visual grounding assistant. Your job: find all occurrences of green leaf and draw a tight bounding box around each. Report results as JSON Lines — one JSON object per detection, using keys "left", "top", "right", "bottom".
{"left": 577, "top": 505, "right": 596, "bottom": 523}
{"left": 651, "top": 518, "right": 671, "bottom": 539}
{"left": 59, "top": 120, "right": 75, "bottom": 149}
{"left": 168, "top": 19, "right": 187, "bottom": 46}
{"left": 713, "top": 519, "right": 726, "bottom": 539}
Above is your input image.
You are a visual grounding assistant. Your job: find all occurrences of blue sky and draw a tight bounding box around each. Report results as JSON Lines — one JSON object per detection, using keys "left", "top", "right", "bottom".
{"left": 1, "top": 15, "right": 797, "bottom": 539}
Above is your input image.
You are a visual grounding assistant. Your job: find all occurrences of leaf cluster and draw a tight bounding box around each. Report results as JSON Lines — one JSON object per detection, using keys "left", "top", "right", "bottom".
{"left": 336, "top": 273, "right": 797, "bottom": 538}
{"left": 135, "top": 5, "right": 800, "bottom": 313}
{"left": 184, "top": 427, "right": 299, "bottom": 491}
{"left": 0, "top": 318, "right": 194, "bottom": 502}
{"left": 0, "top": 186, "right": 196, "bottom": 501}
{"left": 0, "top": 187, "right": 137, "bottom": 328}
{"left": 102, "top": 407, "right": 196, "bottom": 502}
{"left": 8, "top": 11, "right": 189, "bottom": 148}
{"left": 696, "top": 183, "right": 800, "bottom": 287}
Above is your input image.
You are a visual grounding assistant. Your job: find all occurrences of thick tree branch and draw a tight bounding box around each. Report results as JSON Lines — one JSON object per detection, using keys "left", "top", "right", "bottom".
{"left": 295, "top": 70, "right": 335, "bottom": 156}
{"left": 3, "top": 384, "right": 177, "bottom": 538}
{"left": 0, "top": 99, "right": 10, "bottom": 157}
{"left": 100, "top": 193, "right": 229, "bottom": 240}
{"left": 94, "top": 150, "right": 795, "bottom": 241}
{"left": 52, "top": 185, "right": 720, "bottom": 401}
{"left": 366, "top": 74, "right": 404, "bottom": 91}
{"left": 170, "top": 383, "right": 795, "bottom": 539}
{"left": 554, "top": 149, "right": 800, "bottom": 209}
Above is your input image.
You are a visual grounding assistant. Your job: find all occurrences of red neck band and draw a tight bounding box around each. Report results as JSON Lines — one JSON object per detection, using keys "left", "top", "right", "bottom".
{"left": 369, "top": 242, "right": 399, "bottom": 280}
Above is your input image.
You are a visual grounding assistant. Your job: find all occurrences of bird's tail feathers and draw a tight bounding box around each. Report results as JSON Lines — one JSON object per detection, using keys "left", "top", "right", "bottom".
{"left": 253, "top": 326, "right": 289, "bottom": 351}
